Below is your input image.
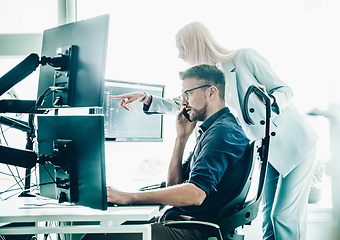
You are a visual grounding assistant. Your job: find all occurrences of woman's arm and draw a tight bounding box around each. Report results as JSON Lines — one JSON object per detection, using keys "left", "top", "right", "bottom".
{"left": 109, "top": 92, "right": 181, "bottom": 115}
{"left": 144, "top": 95, "right": 182, "bottom": 115}
{"left": 244, "top": 48, "right": 294, "bottom": 114}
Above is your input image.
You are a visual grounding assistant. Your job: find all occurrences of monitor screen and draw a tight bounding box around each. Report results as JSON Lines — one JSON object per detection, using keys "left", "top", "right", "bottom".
{"left": 37, "top": 115, "right": 107, "bottom": 210}
{"left": 98, "top": 80, "right": 164, "bottom": 142}
{"left": 37, "top": 14, "right": 110, "bottom": 109}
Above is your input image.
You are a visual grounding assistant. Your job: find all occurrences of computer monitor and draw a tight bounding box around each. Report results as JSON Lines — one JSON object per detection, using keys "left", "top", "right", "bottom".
{"left": 37, "top": 14, "right": 110, "bottom": 109}
{"left": 98, "top": 79, "right": 164, "bottom": 142}
{"left": 37, "top": 115, "right": 107, "bottom": 210}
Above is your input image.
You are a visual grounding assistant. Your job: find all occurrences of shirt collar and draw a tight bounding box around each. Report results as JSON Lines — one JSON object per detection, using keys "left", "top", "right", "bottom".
{"left": 199, "top": 107, "right": 230, "bottom": 134}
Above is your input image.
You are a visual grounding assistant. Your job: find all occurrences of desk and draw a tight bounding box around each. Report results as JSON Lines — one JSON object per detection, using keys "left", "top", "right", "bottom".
{"left": 0, "top": 196, "right": 162, "bottom": 240}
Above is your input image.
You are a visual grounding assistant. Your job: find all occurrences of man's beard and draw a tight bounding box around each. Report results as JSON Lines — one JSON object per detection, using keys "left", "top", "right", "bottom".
{"left": 189, "top": 103, "right": 208, "bottom": 122}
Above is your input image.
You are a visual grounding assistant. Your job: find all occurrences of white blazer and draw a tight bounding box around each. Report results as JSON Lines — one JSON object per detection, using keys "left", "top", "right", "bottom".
{"left": 147, "top": 48, "right": 318, "bottom": 177}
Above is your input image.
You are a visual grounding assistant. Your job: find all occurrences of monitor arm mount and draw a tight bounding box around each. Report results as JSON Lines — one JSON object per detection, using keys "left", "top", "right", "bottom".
{"left": 0, "top": 45, "right": 77, "bottom": 113}
{"left": 0, "top": 137, "right": 73, "bottom": 199}
{"left": 0, "top": 47, "right": 77, "bottom": 195}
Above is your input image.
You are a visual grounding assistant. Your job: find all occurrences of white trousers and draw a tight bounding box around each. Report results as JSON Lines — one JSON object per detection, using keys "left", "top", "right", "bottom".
{"left": 262, "top": 147, "right": 316, "bottom": 240}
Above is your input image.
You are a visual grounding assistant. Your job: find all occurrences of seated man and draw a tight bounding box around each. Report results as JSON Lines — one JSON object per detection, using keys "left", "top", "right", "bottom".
{"left": 82, "top": 64, "right": 250, "bottom": 240}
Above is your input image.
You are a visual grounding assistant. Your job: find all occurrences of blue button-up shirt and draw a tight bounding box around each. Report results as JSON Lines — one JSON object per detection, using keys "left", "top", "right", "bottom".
{"left": 165, "top": 107, "right": 250, "bottom": 223}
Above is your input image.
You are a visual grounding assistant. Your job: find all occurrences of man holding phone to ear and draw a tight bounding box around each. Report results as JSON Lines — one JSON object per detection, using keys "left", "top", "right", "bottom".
{"left": 84, "top": 65, "right": 250, "bottom": 240}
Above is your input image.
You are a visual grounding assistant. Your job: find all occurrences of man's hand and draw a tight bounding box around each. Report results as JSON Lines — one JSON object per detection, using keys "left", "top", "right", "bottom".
{"left": 107, "top": 186, "right": 132, "bottom": 205}
{"left": 108, "top": 92, "right": 145, "bottom": 111}
{"left": 176, "top": 107, "right": 197, "bottom": 139}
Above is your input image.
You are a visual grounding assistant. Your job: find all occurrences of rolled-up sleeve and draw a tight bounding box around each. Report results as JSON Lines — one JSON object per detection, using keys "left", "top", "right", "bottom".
{"left": 144, "top": 96, "right": 181, "bottom": 115}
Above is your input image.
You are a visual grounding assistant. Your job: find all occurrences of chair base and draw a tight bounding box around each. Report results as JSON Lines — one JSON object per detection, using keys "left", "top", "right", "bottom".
{"left": 225, "top": 227, "right": 245, "bottom": 240}
{"left": 225, "top": 234, "right": 244, "bottom": 240}
{"left": 207, "top": 235, "right": 244, "bottom": 240}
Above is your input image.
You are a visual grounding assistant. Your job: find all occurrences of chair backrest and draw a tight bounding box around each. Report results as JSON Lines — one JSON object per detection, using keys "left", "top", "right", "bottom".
{"left": 216, "top": 85, "right": 271, "bottom": 238}
{"left": 216, "top": 140, "right": 257, "bottom": 220}
{"left": 216, "top": 137, "right": 268, "bottom": 237}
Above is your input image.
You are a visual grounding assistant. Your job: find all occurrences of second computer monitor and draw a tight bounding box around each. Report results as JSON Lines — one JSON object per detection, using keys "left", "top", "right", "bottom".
{"left": 102, "top": 80, "right": 164, "bottom": 142}
{"left": 37, "top": 115, "right": 107, "bottom": 210}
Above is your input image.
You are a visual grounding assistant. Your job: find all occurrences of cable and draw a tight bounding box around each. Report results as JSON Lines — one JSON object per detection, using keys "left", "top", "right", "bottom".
{"left": 0, "top": 156, "right": 60, "bottom": 200}
{"left": 0, "top": 171, "right": 22, "bottom": 195}
{"left": 0, "top": 181, "right": 56, "bottom": 197}
{"left": 0, "top": 170, "right": 21, "bottom": 178}
{"left": 0, "top": 124, "right": 9, "bottom": 146}
{"left": 0, "top": 86, "right": 65, "bottom": 202}
{"left": 0, "top": 165, "right": 38, "bottom": 200}
{"left": 34, "top": 163, "right": 38, "bottom": 195}
{"left": 6, "top": 165, "right": 24, "bottom": 192}
{"left": 14, "top": 166, "right": 21, "bottom": 183}
{"left": 0, "top": 85, "right": 62, "bottom": 136}
{"left": 0, "top": 106, "right": 37, "bottom": 136}
{"left": 41, "top": 163, "right": 58, "bottom": 184}
{"left": 35, "top": 87, "right": 52, "bottom": 112}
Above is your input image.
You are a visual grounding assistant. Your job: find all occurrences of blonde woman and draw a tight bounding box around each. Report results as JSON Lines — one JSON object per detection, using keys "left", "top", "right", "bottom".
{"left": 113, "top": 22, "right": 318, "bottom": 240}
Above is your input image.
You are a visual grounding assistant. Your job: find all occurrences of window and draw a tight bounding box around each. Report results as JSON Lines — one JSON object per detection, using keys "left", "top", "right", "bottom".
{"left": 76, "top": 0, "right": 340, "bottom": 199}
{"left": 0, "top": 0, "right": 59, "bottom": 200}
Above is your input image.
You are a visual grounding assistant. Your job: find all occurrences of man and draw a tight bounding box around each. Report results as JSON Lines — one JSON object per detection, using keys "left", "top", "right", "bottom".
{"left": 82, "top": 64, "right": 250, "bottom": 240}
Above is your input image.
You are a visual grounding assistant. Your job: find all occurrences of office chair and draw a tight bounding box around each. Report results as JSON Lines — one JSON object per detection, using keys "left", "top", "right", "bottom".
{"left": 164, "top": 85, "right": 271, "bottom": 240}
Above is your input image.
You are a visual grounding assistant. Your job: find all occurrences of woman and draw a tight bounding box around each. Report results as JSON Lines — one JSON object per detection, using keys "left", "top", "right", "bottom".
{"left": 113, "top": 22, "right": 318, "bottom": 240}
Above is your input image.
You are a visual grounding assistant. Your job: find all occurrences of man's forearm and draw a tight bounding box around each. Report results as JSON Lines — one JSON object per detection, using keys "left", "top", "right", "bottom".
{"left": 167, "top": 136, "right": 189, "bottom": 186}
{"left": 128, "top": 183, "right": 206, "bottom": 207}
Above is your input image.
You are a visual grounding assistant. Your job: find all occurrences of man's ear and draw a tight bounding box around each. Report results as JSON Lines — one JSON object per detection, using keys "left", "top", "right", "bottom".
{"left": 209, "top": 86, "right": 218, "bottom": 99}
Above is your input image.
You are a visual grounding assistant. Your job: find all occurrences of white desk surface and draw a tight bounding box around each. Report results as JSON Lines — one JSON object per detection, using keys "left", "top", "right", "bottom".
{"left": 0, "top": 196, "right": 162, "bottom": 239}
{"left": 0, "top": 196, "right": 160, "bottom": 223}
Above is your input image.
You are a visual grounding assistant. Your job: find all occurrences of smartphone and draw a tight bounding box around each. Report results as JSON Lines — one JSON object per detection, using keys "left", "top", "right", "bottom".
{"left": 182, "top": 109, "right": 192, "bottom": 122}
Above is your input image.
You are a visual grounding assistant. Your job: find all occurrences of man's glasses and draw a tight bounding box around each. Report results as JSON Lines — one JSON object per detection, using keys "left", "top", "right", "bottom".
{"left": 181, "top": 85, "right": 211, "bottom": 101}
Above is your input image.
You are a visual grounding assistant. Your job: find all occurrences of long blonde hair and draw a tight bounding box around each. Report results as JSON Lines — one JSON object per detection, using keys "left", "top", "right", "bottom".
{"left": 176, "top": 21, "right": 239, "bottom": 66}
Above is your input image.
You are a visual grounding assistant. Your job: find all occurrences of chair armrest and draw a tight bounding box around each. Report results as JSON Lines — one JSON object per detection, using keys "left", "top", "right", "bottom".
{"left": 164, "top": 220, "right": 219, "bottom": 229}
{"left": 164, "top": 221, "right": 223, "bottom": 239}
